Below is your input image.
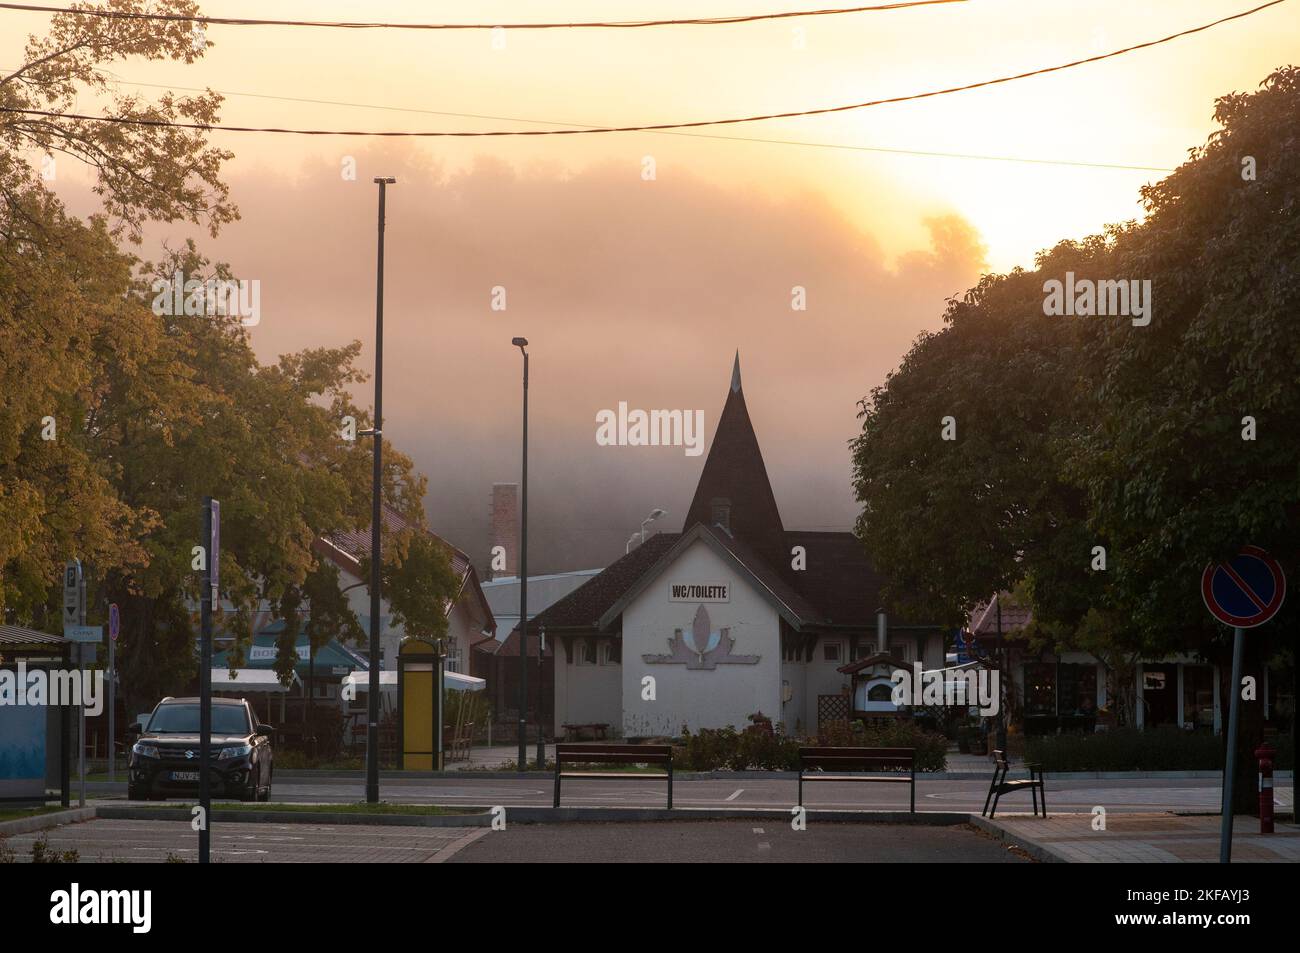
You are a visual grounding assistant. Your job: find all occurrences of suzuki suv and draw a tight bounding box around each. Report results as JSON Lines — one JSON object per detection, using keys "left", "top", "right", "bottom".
{"left": 127, "top": 697, "right": 274, "bottom": 802}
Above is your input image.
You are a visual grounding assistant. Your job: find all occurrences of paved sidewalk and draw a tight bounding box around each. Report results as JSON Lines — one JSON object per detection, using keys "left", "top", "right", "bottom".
{"left": 442, "top": 743, "right": 556, "bottom": 770}
{"left": 977, "top": 812, "right": 1300, "bottom": 862}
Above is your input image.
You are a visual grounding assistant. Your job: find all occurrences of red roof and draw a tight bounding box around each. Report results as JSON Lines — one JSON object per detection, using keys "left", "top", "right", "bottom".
{"left": 969, "top": 592, "right": 1032, "bottom": 638}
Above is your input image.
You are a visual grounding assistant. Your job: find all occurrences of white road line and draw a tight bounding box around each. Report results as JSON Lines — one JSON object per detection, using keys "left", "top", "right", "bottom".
{"left": 725, "top": 789, "right": 744, "bottom": 801}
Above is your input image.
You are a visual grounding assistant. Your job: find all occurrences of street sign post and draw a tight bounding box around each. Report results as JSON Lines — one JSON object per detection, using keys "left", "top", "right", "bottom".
{"left": 63, "top": 560, "right": 88, "bottom": 807}
{"left": 108, "top": 604, "right": 119, "bottom": 782}
{"left": 200, "top": 497, "right": 219, "bottom": 865}
{"left": 1201, "top": 545, "right": 1286, "bottom": 864}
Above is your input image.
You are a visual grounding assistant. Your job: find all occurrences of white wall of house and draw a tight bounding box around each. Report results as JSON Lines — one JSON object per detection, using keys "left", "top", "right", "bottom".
{"left": 620, "top": 539, "right": 783, "bottom": 736}
{"left": 553, "top": 646, "right": 621, "bottom": 731}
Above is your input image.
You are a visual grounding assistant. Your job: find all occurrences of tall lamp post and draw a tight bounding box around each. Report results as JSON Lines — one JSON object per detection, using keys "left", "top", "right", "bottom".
{"left": 640, "top": 508, "right": 666, "bottom": 544}
{"left": 365, "top": 176, "right": 395, "bottom": 804}
{"left": 512, "top": 337, "right": 529, "bottom": 770}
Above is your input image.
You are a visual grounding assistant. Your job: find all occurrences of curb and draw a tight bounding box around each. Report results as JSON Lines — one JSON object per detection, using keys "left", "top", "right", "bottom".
{"left": 95, "top": 805, "right": 492, "bottom": 827}
{"left": 270, "top": 768, "right": 1290, "bottom": 782}
{"left": 0, "top": 807, "right": 96, "bottom": 837}
{"left": 968, "top": 814, "right": 1070, "bottom": 863}
{"left": 487, "top": 806, "right": 971, "bottom": 824}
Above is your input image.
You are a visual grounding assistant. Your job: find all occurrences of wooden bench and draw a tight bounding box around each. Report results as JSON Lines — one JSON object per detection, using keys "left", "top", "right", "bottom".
{"left": 798, "top": 746, "right": 915, "bottom": 812}
{"left": 553, "top": 743, "right": 673, "bottom": 808}
{"left": 982, "top": 749, "right": 1047, "bottom": 818}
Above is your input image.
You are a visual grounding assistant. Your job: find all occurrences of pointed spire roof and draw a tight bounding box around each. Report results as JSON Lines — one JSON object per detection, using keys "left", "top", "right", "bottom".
{"left": 683, "top": 353, "right": 787, "bottom": 571}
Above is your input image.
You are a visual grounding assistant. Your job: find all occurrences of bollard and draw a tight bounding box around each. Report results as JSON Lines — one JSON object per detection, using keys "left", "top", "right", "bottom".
{"left": 1255, "top": 742, "right": 1275, "bottom": 835}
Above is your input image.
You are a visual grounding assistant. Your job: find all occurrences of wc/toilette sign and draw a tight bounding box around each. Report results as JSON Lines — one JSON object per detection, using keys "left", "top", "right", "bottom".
{"left": 669, "top": 582, "right": 729, "bottom": 602}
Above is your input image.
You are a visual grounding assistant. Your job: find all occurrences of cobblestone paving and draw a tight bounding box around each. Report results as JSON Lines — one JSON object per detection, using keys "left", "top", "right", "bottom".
{"left": 0, "top": 818, "right": 480, "bottom": 863}
{"left": 986, "top": 813, "right": 1300, "bottom": 863}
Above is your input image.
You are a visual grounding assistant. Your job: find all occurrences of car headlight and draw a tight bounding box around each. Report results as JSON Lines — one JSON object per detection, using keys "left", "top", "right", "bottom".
{"left": 219, "top": 744, "right": 253, "bottom": 760}
{"left": 132, "top": 742, "right": 160, "bottom": 759}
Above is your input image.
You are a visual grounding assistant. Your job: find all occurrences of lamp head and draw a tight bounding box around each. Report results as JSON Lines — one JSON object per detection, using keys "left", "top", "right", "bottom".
{"left": 373, "top": 176, "right": 397, "bottom": 184}
{"left": 512, "top": 337, "right": 528, "bottom": 348}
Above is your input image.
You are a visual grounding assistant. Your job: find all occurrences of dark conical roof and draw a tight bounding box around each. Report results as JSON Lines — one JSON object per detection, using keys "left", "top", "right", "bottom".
{"left": 683, "top": 353, "right": 787, "bottom": 570}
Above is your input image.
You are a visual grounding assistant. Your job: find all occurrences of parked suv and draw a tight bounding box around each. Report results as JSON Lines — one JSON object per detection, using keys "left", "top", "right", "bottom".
{"left": 128, "top": 697, "right": 274, "bottom": 802}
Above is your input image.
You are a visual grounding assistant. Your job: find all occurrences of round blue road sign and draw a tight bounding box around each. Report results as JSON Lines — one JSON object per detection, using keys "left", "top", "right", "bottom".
{"left": 1201, "top": 545, "right": 1286, "bottom": 628}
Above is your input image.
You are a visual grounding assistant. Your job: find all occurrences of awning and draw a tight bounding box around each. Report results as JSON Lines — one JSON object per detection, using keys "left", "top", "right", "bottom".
{"left": 340, "top": 670, "right": 485, "bottom": 692}
{"left": 446, "top": 671, "right": 486, "bottom": 693}
{"left": 210, "top": 669, "right": 297, "bottom": 693}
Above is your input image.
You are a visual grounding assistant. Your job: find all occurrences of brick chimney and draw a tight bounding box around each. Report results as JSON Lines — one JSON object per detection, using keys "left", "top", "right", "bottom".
{"left": 490, "top": 483, "right": 519, "bottom": 578}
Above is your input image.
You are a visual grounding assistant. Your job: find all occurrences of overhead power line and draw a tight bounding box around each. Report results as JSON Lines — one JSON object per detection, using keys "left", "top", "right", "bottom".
{"left": 74, "top": 66, "right": 1176, "bottom": 171}
{"left": 0, "top": 1, "right": 968, "bottom": 30}
{"left": 0, "top": 0, "right": 1286, "bottom": 138}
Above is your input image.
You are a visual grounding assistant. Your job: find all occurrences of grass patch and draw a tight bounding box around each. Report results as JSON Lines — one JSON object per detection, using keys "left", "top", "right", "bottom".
{"left": 0, "top": 805, "right": 68, "bottom": 823}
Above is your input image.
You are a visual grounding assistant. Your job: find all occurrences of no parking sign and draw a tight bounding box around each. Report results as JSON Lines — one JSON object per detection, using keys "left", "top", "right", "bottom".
{"left": 1201, "top": 545, "right": 1286, "bottom": 628}
{"left": 1200, "top": 544, "right": 1286, "bottom": 864}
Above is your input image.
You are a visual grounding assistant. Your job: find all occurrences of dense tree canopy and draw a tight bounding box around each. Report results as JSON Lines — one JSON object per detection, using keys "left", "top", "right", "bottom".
{"left": 852, "top": 66, "right": 1299, "bottom": 809}
{"left": 0, "top": 3, "right": 447, "bottom": 715}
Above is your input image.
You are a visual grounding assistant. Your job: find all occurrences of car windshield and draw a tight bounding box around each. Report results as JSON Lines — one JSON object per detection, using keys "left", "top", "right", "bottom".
{"left": 146, "top": 704, "right": 250, "bottom": 735}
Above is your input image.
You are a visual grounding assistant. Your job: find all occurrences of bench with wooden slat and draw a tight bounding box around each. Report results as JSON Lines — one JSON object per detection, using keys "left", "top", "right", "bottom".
{"left": 981, "top": 749, "right": 1046, "bottom": 818}
{"left": 798, "top": 746, "right": 916, "bottom": 812}
{"left": 553, "top": 743, "right": 674, "bottom": 808}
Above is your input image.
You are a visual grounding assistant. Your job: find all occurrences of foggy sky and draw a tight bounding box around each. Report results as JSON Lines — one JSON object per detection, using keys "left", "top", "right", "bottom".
{"left": 212, "top": 146, "right": 985, "bottom": 571}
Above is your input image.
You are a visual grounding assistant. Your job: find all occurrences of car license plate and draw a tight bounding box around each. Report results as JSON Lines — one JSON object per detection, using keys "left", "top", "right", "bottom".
{"left": 170, "top": 771, "right": 199, "bottom": 781}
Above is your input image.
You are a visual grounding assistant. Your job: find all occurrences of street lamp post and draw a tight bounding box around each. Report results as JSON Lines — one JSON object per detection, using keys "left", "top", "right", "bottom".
{"left": 366, "top": 176, "right": 395, "bottom": 804}
{"left": 512, "top": 337, "right": 529, "bottom": 770}
{"left": 640, "top": 507, "right": 666, "bottom": 544}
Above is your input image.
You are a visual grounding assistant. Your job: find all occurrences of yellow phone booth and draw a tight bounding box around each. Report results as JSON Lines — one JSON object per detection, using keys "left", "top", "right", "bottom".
{"left": 397, "top": 637, "right": 444, "bottom": 770}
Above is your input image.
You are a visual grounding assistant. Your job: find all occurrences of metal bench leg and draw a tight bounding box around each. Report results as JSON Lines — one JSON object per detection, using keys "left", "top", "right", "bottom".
{"left": 1031, "top": 782, "right": 1039, "bottom": 817}
{"left": 1039, "top": 775, "right": 1047, "bottom": 819}
{"left": 989, "top": 789, "right": 1000, "bottom": 818}
{"left": 553, "top": 769, "right": 561, "bottom": 808}
{"left": 798, "top": 772, "right": 803, "bottom": 808}
{"left": 981, "top": 775, "right": 998, "bottom": 817}
{"left": 910, "top": 771, "right": 915, "bottom": 814}
{"left": 667, "top": 765, "right": 673, "bottom": 810}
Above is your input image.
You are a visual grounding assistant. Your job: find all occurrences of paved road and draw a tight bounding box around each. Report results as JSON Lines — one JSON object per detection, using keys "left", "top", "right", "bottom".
{"left": 86, "top": 775, "right": 1293, "bottom": 814}
{"left": 449, "top": 820, "right": 1029, "bottom": 863}
{"left": 5, "top": 817, "right": 1027, "bottom": 863}
{"left": 2, "top": 818, "right": 478, "bottom": 863}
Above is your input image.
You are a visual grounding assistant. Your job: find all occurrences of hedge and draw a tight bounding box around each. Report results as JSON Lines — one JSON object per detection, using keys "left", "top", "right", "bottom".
{"left": 674, "top": 720, "right": 948, "bottom": 772}
{"left": 1025, "top": 729, "right": 1294, "bottom": 772}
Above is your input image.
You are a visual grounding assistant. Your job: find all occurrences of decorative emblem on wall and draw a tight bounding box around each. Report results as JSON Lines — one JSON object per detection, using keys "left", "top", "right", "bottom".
{"left": 642, "top": 604, "right": 760, "bottom": 670}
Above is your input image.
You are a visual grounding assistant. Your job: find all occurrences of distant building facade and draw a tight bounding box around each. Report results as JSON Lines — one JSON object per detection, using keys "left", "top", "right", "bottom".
{"left": 530, "top": 355, "right": 945, "bottom": 738}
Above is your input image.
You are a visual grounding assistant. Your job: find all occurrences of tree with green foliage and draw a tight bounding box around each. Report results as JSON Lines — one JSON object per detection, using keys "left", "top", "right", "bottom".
{"left": 0, "top": 3, "right": 431, "bottom": 722}
{"left": 853, "top": 66, "right": 1300, "bottom": 812}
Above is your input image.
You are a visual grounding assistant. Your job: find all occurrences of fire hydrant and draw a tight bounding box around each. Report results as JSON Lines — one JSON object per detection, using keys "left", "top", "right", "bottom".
{"left": 1255, "top": 742, "right": 1275, "bottom": 834}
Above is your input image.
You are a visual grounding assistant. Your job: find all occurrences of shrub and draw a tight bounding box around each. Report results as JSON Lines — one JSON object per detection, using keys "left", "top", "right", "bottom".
{"left": 1025, "top": 728, "right": 1224, "bottom": 772}
{"left": 675, "top": 719, "right": 946, "bottom": 772}
{"left": 818, "top": 719, "right": 947, "bottom": 772}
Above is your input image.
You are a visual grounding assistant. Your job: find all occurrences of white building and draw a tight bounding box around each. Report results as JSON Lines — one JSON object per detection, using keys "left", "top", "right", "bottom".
{"left": 530, "top": 355, "right": 945, "bottom": 738}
